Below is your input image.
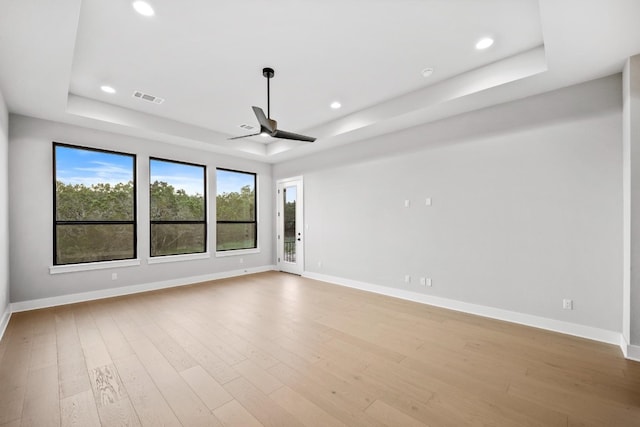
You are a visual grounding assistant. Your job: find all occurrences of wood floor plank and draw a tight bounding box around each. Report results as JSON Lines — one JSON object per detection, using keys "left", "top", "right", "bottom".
{"left": 28, "top": 333, "right": 57, "bottom": 371}
{"left": 269, "top": 385, "right": 347, "bottom": 427}
{"left": 232, "top": 359, "right": 284, "bottom": 395}
{"left": 75, "top": 307, "right": 113, "bottom": 371}
{"left": 136, "top": 316, "right": 198, "bottom": 373}
{"left": 364, "top": 399, "right": 427, "bottom": 427}
{"left": 20, "top": 365, "right": 60, "bottom": 427}
{"left": 96, "top": 398, "right": 141, "bottom": 427}
{"left": 58, "top": 359, "right": 91, "bottom": 400}
{"left": 60, "top": 390, "right": 101, "bottom": 427}
{"left": 89, "top": 304, "right": 135, "bottom": 362}
{"left": 267, "top": 362, "right": 388, "bottom": 427}
{"left": 0, "top": 396, "right": 23, "bottom": 427}
{"left": 219, "top": 321, "right": 316, "bottom": 373}
{"left": 126, "top": 336, "right": 223, "bottom": 426}
{"left": 0, "top": 322, "right": 32, "bottom": 425}
{"left": 54, "top": 310, "right": 84, "bottom": 365}
{"left": 1, "top": 272, "right": 639, "bottom": 426}
{"left": 508, "top": 377, "right": 640, "bottom": 426}
{"left": 180, "top": 365, "right": 234, "bottom": 411}
{"left": 155, "top": 320, "right": 240, "bottom": 384}
{"left": 113, "top": 354, "right": 181, "bottom": 427}
{"left": 177, "top": 312, "right": 280, "bottom": 371}
{"left": 88, "top": 364, "right": 127, "bottom": 408}
{"left": 213, "top": 400, "right": 264, "bottom": 427}
{"left": 222, "top": 376, "right": 303, "bottom": 427}
{"left": 173, "top": 317, "right": 247, "bottom": 366}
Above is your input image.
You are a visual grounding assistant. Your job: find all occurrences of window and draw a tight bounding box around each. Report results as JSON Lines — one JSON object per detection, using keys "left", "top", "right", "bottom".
{"left": 216, "top": 168, "right": 257, "bottom": 251}
{"left": 150, "top": 158, "right": 206, "bottom": 257}
{"left": 53, "top": 143, "right": 136, "bottom": 265}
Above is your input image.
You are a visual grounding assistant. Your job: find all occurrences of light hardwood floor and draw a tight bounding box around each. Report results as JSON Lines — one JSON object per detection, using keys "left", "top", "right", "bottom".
{"left": 1, "top": 271, "right": 639, "bottom": 426}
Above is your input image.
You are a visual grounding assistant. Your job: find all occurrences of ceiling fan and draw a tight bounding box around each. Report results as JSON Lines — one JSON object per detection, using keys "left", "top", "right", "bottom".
{"left": 229, "top": 67, "right": 316, "bottom": 142}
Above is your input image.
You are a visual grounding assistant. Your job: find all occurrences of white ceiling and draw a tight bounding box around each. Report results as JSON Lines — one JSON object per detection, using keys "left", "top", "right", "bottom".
{"left": 1, "top": 0, "right": 639, "bottom": 163}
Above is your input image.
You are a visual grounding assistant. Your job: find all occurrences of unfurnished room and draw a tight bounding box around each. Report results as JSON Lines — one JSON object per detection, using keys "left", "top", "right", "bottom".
{"left": 1, "top": 0, "right": 640, "bottom": 426}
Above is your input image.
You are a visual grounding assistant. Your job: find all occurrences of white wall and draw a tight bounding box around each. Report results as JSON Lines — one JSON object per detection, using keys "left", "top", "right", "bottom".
{"left": 8, "top": 115, "right": 273, "bottom": 303}
{"left": 0, "top": 87, "right": 9, "bottom": 332}
{"left": 275, "top": 75, "right": 623, "bottom": 334}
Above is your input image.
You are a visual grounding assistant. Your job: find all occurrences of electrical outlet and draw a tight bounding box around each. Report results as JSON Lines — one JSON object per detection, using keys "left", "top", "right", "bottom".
{"left": 111, "top": 273, "right": 117, "bottom": 281}
{"left": 563, "top": 299, "right": 573, "bottom": 310}
{"left": 426, "top": 198, "right": 432, "bottom": 206}
{"left": 404, "top": 200, "right": 410, "bottom": 208}
{"left": 404, "top": 275, "right": 411, "bottom": 284}
{"left": 420, "top": 277, "right": 432, "bottom": 287}
{"left": 317, "top": 260, "right": 322, "bottom": 268}
{"left": 239, "top": 257, "right": 244, "bottom": 264}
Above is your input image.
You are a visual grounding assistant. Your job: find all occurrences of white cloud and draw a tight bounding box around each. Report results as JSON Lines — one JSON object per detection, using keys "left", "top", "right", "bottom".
{"left": 57, "top": 160, "right": 132, "bottom": 187}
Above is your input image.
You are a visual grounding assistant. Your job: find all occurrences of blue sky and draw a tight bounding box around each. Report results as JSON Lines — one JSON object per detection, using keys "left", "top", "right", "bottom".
{"left": 285, "top": 185, "right": 297, "bottom": 203}
{"left": 56, "top": 145, "right": 133, "bottom": 187}
{"left": 56, "top": 146, "right": 254, "bottom": 196}
{"left": 216, "top": 169, "right": 255, "bottom": 195}
{"left": 150, "top": 159, "right": 204, "bottom": 196}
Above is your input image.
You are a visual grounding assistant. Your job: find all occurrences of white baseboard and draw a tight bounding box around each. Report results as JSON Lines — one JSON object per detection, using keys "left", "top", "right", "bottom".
{"left": 620, "top": 335, "right": 640, "bottom": 362}
{"left": 303, "top": 271, "right": 623, "bottom": 348}
{"left": 0, "top": 304, "right": 11, "bottom": 342}
{"left": 628, "top": 345, "right": 640, "bottom": 362}
{"left": 10, "top": 265, "right": 276, "bottom": 313}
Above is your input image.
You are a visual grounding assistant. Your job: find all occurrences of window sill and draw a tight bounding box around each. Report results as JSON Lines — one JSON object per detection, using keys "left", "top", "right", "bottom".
{"left": 49, "top": 259, "right": 141, "bottom": 275}
{"left": 147, "top": 252, "right": 210, "bottom": 264}
{"left": 215, "top": 248, "right": 260, "bottom": 257}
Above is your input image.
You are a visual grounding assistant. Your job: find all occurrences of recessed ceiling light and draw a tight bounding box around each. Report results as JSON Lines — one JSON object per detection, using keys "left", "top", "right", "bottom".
{"left": 330, "top": 101, "right": 341, "bottom": 109}
{"left": 475, "top": 37, "right": 494, "bottom": 50}
{"left": 100, "top": 85, "right": 116, "bottom": 94}
{"left": 132, "top": 1, "right": 155, "bottom": 16}
{"left": 421, "top": 68, "right": 434, "bottom": 78}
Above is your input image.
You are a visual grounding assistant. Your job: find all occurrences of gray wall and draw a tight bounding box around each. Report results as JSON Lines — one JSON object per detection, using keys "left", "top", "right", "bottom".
{"left": 0, "top": 88, "right": 9, "bottom": 318}
{"left": 624, "top": 55, "right": 640, "bottom": 345}
{"left": 8, "top": 115, "right": 273, "bottom": 303}
{"left": 275, "top": 75, "right": 623, "bottom": 333}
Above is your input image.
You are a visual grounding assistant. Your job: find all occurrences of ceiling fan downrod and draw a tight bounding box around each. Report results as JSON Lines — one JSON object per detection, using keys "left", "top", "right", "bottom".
{"left": 263, "top": 67, "right": 274, "bottom": 119}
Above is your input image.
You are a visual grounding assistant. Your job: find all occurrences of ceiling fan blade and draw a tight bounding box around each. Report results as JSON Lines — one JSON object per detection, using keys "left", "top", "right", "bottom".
{"left": 227, "top": 132, "right": 261, "bottom": 140}
{"left": 272, "top": 129, "right": 316, "bottom": 142}
{"left": 252, "top": 106, "right": 275, "bottom": 133}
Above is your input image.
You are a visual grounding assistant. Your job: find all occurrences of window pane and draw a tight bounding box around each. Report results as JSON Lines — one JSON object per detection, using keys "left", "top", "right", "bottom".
{"left": 151, "top": 223, "right": 206, "bottom": 256}
{"left": 54, "top": 143, "right": 136, "bottom": 265}
{"left": 55, "top": 224, "right": 134, "bottom": 265}
{"left": 216, "top": 223, "right": 256, "bottom": 251}
{"left": 216, "top": 169, "right": 255, "bottom": 221}
{"left": 283, "top": 185, "right": 297, "bottom": 262}
{"left": 149, "top": 158, "right": 207, "bottom": 257}
{"left": 150, "top": 159, "right": 205, "bottom": 221}
{"left": 55, "top": 145, "right": 134, "bottom": 221}
{"left": 216, "top": 169, "right": 257, "bottom": 251}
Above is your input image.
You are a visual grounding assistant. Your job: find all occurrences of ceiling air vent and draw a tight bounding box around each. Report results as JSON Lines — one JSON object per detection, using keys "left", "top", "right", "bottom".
{"left": 132, "top": 90, "right": 164, "bottom": 104}
{"left": 239, "top": 124, "right": 256, "bottom": 131}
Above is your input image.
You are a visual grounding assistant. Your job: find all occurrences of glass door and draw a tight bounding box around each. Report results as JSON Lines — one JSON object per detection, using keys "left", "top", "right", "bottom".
{"left": 277, "top": 177, "right": 304, "bottom": 275}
